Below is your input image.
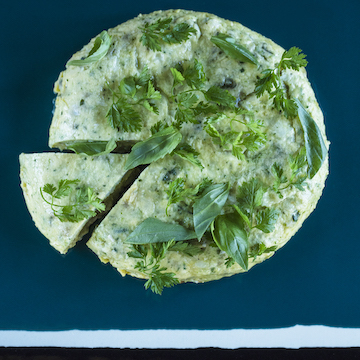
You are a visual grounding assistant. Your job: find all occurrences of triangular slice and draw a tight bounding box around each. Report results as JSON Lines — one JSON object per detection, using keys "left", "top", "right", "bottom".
{"left": 19, "top": 152, "right": 134, "bottom": 254}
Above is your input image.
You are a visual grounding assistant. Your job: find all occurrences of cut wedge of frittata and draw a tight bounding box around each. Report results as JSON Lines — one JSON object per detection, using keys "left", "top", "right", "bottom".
{"left": 20, "top": 153, "right": 134, "bottom": 254}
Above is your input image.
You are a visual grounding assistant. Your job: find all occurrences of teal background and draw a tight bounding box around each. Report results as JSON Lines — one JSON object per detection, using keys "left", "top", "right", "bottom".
{"left": 1, "top": 0, "right": 359, "bottom": 331}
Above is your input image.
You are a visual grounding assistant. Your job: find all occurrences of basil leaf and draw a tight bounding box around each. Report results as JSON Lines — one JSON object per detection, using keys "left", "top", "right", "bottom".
{"left": 193, "top": 182, "right": 230, "bottom": 240}
{"left": 211, "top": 33, "right": 258, "bottom": 66}
{"left": 68, "top": 30, "right": 111, "bottom": 66}
{"left": 125, "top": 217, "right": 196, "bottom": 244}
{"left": 65, "top": 138, "right": 116, "bottom": 156}
{"left": 124, "top": 126, "right": 182, "bottom": 171}
{"left": 294, "top": 99, "right": 327, "bottom": 178}
{"left": 211, "top": 212, "right": 248, "bottom": 270}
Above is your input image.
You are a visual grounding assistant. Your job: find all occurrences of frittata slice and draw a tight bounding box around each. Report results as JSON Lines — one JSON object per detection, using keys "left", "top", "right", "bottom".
{"left": 20, "top": 153, "right": 133, "bottom": 254}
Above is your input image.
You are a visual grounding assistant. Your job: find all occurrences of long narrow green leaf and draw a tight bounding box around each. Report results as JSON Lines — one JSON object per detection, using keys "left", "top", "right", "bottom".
{"left": 193, "top": 182, "right": 230, "bottom": 240}
{"left": 211, "top": 33, "right": 258, "bottom": 65}
{"left": 294, "top": 99, "right": 327, "bottom": 178}
{"left": 125, "top": 218, "right": 196, "bottom": 244}
{"left": 68, "top": 30, "right": 111, "bottom": 66}
{"left": 124, "top": 126, "right": 182, "bottom": 171}
{"left": 211, "top": 212, "right": 249, "bottom": 270}
{"left": 64, "top": 138, "right": 116, "bottom": 156}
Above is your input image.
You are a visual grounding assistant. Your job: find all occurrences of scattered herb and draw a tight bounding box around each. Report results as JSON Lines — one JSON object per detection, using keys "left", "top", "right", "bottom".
{"left": 168, "top": 240, "right": 202, "bottom": 257}
{"left": 125, "top": 217, "right": 196, "bottom": 244}
{"left": 193, "top": 182, "right": 230, "bottom": 240}
{"left": 68, "top": 31, "right": 112, "bottom": 66}
{"left": 211, "top": 211, "right": 249, "bottom": 270}
{"left": 40, "top": 179, "right": 105, "bottom": 222}
{"left": 64, "top": 138, "right": 117, "bottom": 156}
{"left": 255, "top": 47, "right": 308, "bottom": 119}
{"left": 249, "top": 243, "right": 277, "bottom": 260}
{"left": 124, "top": 126, "right": 182, "bottom": 171}
{"left": 181, "top": 59, "right": 206, "bottom": 90}
{"left": 233, "top": 178, "right": 280, "bottom": 233}
{"left": 140, "top": 17, "right": 197, "bottom": 51}
{"left": 172, "top": 143, "right": 203, "bottom": 169}
{"left": 107, "top": 97, "right": 143, "bottom": 132}
{"left": 211, "top": 33, "right": 258, "bottom": 65}
{"left": 271, "top": 147, "right": 308, "bottom": 197}
{"left": 204, "top": 86, "right": 236, "bottom": 109}
{"left": 165, "top": 178, "right": 200, "bottom": 215}
{"left": 205, "top": 116, "right": 266, "bottom": 161}
{"left": 106, "top": 66, "right": 161, "bottom": 132}
{"left": 294, "top": 99, "right": 327, "bottom": 178}
{"left": 127, "top": 240, "right": 179, "bottom": 295}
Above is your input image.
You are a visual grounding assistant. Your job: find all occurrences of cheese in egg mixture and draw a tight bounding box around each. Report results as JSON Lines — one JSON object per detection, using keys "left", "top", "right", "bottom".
{"left": 20, "top": 153, "right": 130, "bottom": 254}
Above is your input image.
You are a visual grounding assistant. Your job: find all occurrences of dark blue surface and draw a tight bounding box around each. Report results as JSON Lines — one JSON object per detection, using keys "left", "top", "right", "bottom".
{"left": 1, "top": 0, "right": 359, "bottom": 331}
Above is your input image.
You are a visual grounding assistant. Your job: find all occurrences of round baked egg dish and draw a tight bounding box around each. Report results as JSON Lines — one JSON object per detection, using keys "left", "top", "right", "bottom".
{"left": 20, "top": 9, "right": 329, "bottom": 294}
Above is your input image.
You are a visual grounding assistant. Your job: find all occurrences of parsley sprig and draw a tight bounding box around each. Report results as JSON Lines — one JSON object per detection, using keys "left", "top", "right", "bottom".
{"left": 255, "top": 47, "right": 308, "bottom": 119}
{"left": 205, "top": 112, "right": 267, "bottom": 160}
{"left": 127, "top": 238, "right": 201, "bottom": 295}
{"left": 106, "top": 66, "right": 161, "bottom": 132}
{"left": 233, "top": 178, "right": 280, "bottom": 234}
{"left": 165, "top": 177, "right": 212, "bottom": 215}
{"left": 140, "top": 17, "right": 197, "bottom": 51}
{"left": 40, "top": 179, "right": 105, "bottom": 223}
{"left": 125, "top": 218, "right": 200, "bottom": 294}
{"left": 128, "top": 241, "right": 179, "bottom": 295}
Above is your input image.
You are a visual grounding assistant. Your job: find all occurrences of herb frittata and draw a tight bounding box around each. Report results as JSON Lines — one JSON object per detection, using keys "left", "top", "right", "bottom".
{"left": 20, "top": 10, "right": 329, "bottom": 294}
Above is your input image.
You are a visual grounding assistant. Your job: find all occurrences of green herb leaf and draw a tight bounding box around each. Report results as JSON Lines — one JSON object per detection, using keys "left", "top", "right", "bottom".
{"left": 280, "top": 47, "right": 308, "bottom": 71}
{"left": 294, "top": 99, "right": 327, "bottom": 178}
{"left": 128, "top": 240, "right": 179, "bottom": 295}
{"left": 40, "top": 179, "right": 105, "bottom": 222}
{"left": 254, "top": 47, "right": 308, "bottom": 119}
{"left": 169, "top": 241, "right": 202, "bottom": 257}
{"left": 125, "top": 217, "right": 196, "bottom": 244}
{"left": 124, "top": 126, "right": 182, "bottom": 171}
{"left": 255, "top": 208, "right": 280, "bottom": 233}
{"left": 64, "top": 138, "right": 117, "bottom": 156}
{"left": 204, "top": 86, "right": 236, "bottom": 109}
{"left": 249, "top": 243, "right": 277, "bottom": 260}
{"left": 140, "top": 17, "right": 196, "bottom": 52}
{"left": 254, "top": 69, "right": 277, "bottom": 97}
{"left": 237, "top": 178, "right": 266, "bottom": 218}
{"left": 165, "top": 177, "right": 200, "bottom": 215}
{"left": 107, "top": 97, "right": 142, "bottom": 132}
{"left": 170, "top": 67, "right": 185, "bottom": 90}
{"left": 172, "top": 143, "right": 203, "bottom": 169}
{"left": 182, "top": 59, "right": 206, "bottom": 90}
{"left": 145, "top": 269, "right": 179, "bottom": 295}
{"left": 68, "top": 31, "right": 111, "bottom": 66}
{"left": 211, "top": 33, "right": 258, "bottom": 65}
{"left": 150, "top": 120, "right": 168, "bottom": 135}
{"left": 193, "top": 182, "right": 230, "bottom": 240}
{"left": 211, "top": 211, "right": 249, "bottom": 270}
